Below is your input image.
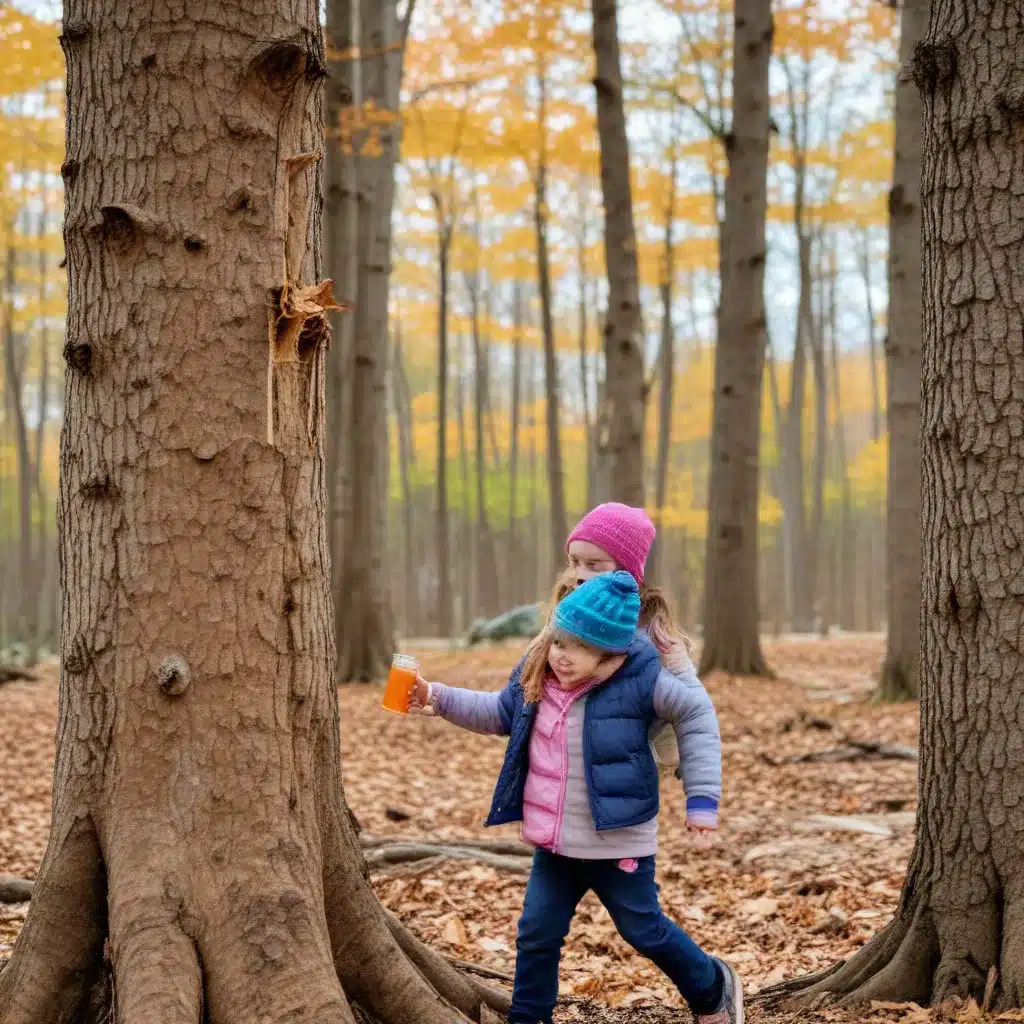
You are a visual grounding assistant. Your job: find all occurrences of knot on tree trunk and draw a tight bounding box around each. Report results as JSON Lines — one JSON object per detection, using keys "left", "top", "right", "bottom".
{"left": 157, "top": 655, "right": 192, "bottom": 697}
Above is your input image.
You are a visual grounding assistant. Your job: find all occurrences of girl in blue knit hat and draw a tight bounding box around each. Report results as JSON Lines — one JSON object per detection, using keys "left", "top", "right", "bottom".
{"left": 408, "top": 571, "right": 743, "bottom": 1024}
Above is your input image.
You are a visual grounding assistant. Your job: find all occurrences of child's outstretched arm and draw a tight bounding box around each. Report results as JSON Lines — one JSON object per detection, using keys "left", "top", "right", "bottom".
{"left": 409, "top": 664, "right": 520, "bottom": 736}
{"left": 652, "top": 665, "right": 722, "bottom": 830}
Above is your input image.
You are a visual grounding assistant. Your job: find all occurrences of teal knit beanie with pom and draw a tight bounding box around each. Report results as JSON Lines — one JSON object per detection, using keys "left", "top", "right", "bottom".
{"left": 553, "top": 570, "right": 640, "bottom": 653}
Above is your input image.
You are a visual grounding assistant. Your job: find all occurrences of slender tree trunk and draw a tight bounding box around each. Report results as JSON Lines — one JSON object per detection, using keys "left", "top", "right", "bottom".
{"left": 878, "top": 0, "right": 928, "bottom": 701}
{"left": 465, "top": 260, "right": 498, "bottom": 617}
{"left": 807, "top": 239, "right": 828, "bottom": 632}
{"left": 1, "top": 244, "right": 34, "bottom": 655}
{"left": 591, "top": 0, "right": 646, "bottom": 506}
{"left": 782, "top": 223, "right": 813, "bottom": 631}
{"left": 392, "top": 329, "right": 416, "bottom": 638}
{"left": 508, "top": 283, "right": 523, "bottom": 595}
{"left": 779, "top": 1, "right": 1024, "bottom": 1006}
{"left": 434, "top": 225, "right": 454, "bottom": 637}
{"left": 651, "top": 185, "right": 676, "bottom": 586}
{"left": 0, "top": 4, "right": 504, "bottom": 1021}
{"left": 534, "top": 78, "right": 569, "bottom": 570}
{"left": 33, "top": 190, "right": 51, "bottom": 661}
{"left": 576, "top": 184, "right": 594, "bottom": 511}
{"left": 698, "top": 0, "right": 772, "bottom": 676}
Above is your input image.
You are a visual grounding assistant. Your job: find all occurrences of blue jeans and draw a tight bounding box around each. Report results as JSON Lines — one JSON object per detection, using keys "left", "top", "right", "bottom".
{"left": 509, "top": 850, "right": 723, "bottom": 1023}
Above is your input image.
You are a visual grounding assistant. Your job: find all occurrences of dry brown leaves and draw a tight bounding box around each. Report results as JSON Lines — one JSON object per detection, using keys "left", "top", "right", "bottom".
{"left": 0, "top": 635, "right": 968, "bottom": 1023}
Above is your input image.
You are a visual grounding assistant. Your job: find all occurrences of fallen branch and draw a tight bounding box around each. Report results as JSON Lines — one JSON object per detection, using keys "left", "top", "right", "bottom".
{"left": 360, "top": 834, "right": 531, "bottom": 857}
{"left": 0, "top": 665, "right": 37, "bottom": 686}
{"left": 364, "top": 843, "right": 531, "bottom": 875}
{"left": 762, "top": 739, "right": 918, "bottom": 766}
{"left": 0, "top": 876, "right": 34, "bottom": 903}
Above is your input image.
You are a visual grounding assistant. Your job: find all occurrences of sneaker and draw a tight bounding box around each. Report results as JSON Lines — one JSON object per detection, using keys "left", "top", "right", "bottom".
{"left": 695, "top": 958, "right": 744, "bottom": 1024}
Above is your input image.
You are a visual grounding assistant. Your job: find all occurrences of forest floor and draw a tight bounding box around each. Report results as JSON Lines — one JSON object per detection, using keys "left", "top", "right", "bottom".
{"left": 0, "top": 635, "right": 999, "bottom": 1023}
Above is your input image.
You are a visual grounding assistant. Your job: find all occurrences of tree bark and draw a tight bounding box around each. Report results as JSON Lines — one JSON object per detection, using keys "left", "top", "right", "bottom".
{"left": 534, "top": 72, "right": 569, "bottom": 572}
{"left": 698, "top": 0, "right": 772, "bottom": 676}
{"left": 774, "top": 0, "right": 1024, "bottom": 1007}
{"left": 878, "top": 0, "right": 927, "bottom": 702}
{"left": 334, "top": 0, "right": 402, "bottom": 681}
{"left": 0, "top": 5, "right": 502, "bottom": 1021}
{"left": 591, "top": 0, "right": 646, "bottom": 506}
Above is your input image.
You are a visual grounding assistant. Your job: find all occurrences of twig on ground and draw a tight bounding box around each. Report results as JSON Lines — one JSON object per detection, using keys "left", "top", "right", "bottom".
{"left": 445, "top": 956, "right": 515, "bottom": 984}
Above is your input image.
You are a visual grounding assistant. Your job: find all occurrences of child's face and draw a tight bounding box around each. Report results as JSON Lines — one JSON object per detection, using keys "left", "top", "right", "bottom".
{"left": 549, "top": 637, "right": 606, "bottom": 688}
{"left": 566, "top": 540, "right": 618, "bottom": 587}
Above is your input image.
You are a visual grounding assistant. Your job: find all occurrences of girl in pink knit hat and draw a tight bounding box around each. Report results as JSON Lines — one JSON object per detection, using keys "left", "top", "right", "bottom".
{"left": 560, "top": 502, "right": 693, "bottom": 675}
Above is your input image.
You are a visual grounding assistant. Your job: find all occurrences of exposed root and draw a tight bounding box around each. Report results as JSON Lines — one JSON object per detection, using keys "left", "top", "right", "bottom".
{"left": 385, "top": 911, "right": 512, "bottom": 1018}
{"left": 0, "top": 816, "right": 107, "bottom": 1024}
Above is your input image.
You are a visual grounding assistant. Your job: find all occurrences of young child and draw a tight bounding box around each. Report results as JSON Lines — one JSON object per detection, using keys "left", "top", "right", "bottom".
{"left": 555, "top": 502, "right": 697, "bottom": 777}
{"left": 409, "top": 571, "right": 742, "bottom": 1024}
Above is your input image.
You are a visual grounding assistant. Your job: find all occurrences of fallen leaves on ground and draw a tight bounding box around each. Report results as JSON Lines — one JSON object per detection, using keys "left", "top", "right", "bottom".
{"left": 0, "top": 635, "right": 943, "bottom": 1023}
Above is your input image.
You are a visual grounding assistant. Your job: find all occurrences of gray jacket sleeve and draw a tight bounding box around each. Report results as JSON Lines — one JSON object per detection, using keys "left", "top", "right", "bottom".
{"left": 430, "top": 682, "right": 511, "bottom": 736}
{"left": 652, "top": 665, "right": 722, "bottom": 804}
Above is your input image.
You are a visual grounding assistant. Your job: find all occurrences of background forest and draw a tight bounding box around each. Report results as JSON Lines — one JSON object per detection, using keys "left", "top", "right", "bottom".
{"left": 0, "top": 0, "right": 896, "bottom": 653}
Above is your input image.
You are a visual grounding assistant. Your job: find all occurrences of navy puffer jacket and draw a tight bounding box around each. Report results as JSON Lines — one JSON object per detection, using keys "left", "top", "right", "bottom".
{"left": 485, "top": 634, "right": 663, "bottom": 832}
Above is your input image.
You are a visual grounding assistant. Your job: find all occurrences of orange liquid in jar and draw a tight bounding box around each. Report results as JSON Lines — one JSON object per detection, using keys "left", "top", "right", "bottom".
{"left": 381, "top": 654, "right": 419, "bottom": 714}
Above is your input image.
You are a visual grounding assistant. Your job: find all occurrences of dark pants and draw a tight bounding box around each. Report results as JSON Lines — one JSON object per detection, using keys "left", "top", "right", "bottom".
{"left": 509, "top": 850, "right": 723, "bottom": 1023}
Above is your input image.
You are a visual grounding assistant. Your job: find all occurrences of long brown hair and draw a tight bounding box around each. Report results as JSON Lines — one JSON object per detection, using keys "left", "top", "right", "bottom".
{"left": 544, "top": 567, "right": 694, "bottom": 663}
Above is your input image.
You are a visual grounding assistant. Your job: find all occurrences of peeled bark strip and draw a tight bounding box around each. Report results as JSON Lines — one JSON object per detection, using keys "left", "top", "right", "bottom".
{"left": 699, "top": 0, "right": 773, "bottom": 676}
{"left": 770, "top": 1, "right": 1024, "bottom": 1008}
{"left": 0, "top": 4, "right": 495, "bottom": 1022}
{"left": 878, "top": 0, "right": 928, "bottom": 702}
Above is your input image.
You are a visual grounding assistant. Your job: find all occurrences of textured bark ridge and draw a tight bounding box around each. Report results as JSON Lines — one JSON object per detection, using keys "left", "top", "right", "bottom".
{"left": 765, "top": 0, "right": 1024, "bottom": 1009}
{"left": 0, "top": 3, "right": 505, "bottom": 1022}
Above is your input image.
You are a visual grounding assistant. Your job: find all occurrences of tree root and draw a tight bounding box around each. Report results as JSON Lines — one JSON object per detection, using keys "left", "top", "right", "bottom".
{"left": 365, "top": 843, "right": 530, "bottom": 875}
{"left": 0, "top": 665, "right": 36, "bottom": 686}
{"left": 762, "top": 740, "right": 919, "bottom": 766}
{"left": 384, "top": 911, "right": 512, "bottom": 1017}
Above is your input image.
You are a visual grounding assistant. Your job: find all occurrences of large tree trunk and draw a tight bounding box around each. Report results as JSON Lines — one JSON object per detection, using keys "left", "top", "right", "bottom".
{"left": 698, "top": 0, "right": 772, "bottom": 676}
{"left": 772, "top": 1, "right": 1024, "bottom": 1007}
{"left": 0, "top": 4, "right": 506, "bottom": 1021}
{"left": 878, "top": 0, "right": 927, "bottom": 701}
{"left": 534, "top": 76, "right": 569, "bottom": 571}
{"left": 334, "top": 0, "right": 402, "bottom": 681}
{"left": 591, "top": 0, "right": 646, "bottom": 506}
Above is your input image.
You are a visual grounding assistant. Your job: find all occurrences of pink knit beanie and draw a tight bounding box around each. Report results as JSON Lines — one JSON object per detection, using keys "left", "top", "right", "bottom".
{"left": 565, "top": 503, "right": 656, "bottom": 585}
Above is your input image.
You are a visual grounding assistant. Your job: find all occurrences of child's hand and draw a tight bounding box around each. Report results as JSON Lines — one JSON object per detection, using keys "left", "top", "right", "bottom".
{"left": 407, "top": 674, "right": 435, "bottom": 716}
{"left": 687, "top": 822, "right": 717, "bottom": 848}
